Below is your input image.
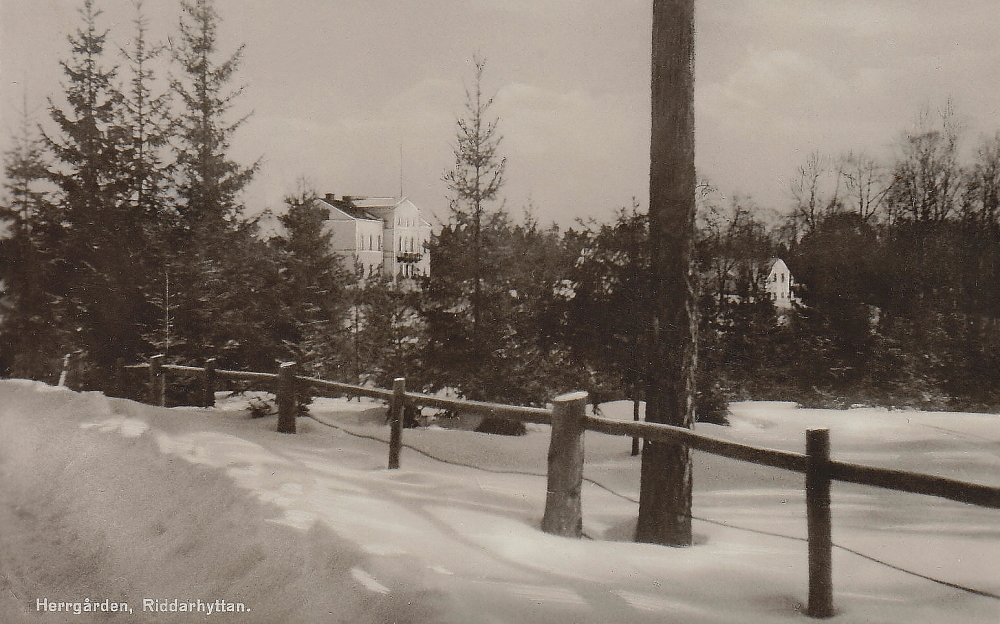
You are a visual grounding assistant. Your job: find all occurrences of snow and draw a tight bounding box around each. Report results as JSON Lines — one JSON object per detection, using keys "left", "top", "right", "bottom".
{"left": 1, "top": 380, "right": 999, "bottom": 623}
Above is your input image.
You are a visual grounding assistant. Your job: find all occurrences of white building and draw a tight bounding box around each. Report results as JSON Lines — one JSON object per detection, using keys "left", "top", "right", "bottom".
{"left": 320, "top": 194, "right": 432, "bottom": 282}
{"left": 764, "top": 258, "right": 797, "bottom": 309}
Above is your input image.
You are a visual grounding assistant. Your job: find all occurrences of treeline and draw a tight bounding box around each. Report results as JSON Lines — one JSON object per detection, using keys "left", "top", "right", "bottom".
{"left": 4, "top": 2, "right": 1000, "bottom": 416}
{"left": 0, "top": 0, "right": 304, "bottom": 390}
{"left": 698, "top": 103, "right": 1000, "bottom": 413}
{"left": 423, "top": 100, "right": 1000, "bottom": 416}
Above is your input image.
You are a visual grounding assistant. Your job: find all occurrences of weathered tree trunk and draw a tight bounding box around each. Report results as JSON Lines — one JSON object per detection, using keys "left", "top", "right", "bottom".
{"left": 635, "top": 0, "right": 698, "bottom": 547}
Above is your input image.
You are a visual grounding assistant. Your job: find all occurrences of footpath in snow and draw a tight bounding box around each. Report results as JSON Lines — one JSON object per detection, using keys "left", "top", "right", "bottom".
{"left": 1, "top": 379, "right": 999, "bottom": 623}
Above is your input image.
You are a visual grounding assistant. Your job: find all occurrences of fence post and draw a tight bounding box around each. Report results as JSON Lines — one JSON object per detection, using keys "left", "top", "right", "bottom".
{"left": 58, "top": 353, "right": 72, "bottom": 388}
{"left": 388, "top": 378, "right": 405, "bottom": 469}
{"left": 113, "top": 357, "right": 125, "bottom": 398}
{"left": 203, "top": 358, "right": 217, "bottom": 408}
{"left": 149, "top": 355, "right": 165, "bottom": 406}
{"left": 806, "top": 428, "right": 834, "bottom": 618}
{"left": 542, "top": 391, "right": 588, "bottom": 537}
{"left": 631, "top": 399, "right": 641, "bottom": 456}
{"left": 277, "top": 362, "right": 297, "bottom": 434}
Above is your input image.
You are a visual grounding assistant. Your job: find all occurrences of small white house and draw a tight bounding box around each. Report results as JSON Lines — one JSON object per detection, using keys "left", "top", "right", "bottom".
{"left": 764, "top": 258, "right": 797, "bottom": 309}
{"left": 320, "top": 194, "right": 432, "bottom": 282}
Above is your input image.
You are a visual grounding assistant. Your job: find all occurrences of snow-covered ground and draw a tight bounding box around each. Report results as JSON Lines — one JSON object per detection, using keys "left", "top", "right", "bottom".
{"left": 1, "top": 380, "right": 999, "bottom": 623}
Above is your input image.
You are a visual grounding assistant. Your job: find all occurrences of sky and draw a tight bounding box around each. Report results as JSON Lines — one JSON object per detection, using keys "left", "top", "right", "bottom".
{"left": 2, "top": 1, "right": 1000, "bottom": 227}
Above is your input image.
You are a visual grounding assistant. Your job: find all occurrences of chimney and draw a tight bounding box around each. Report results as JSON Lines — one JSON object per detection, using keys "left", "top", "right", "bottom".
{"left": 324, "top": 193, "right": 337, "bottom": 202}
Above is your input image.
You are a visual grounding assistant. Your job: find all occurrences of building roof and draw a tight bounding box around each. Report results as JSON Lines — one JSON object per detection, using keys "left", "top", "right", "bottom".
{"left": 320, "top": 194, "right": 432, "bottom": 229}
{"left": 318, "top": 195, "right": 380, "bottom": 221}
{"left": 350, "top": 197, "right": 404, "bottom": 210}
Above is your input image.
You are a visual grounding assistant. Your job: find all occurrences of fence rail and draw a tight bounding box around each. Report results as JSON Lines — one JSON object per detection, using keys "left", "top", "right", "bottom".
{"left": 119, "top": 356, "right": 1000, "bottom": 619}
{"left": 586, "top": 414, "right": 808, "bottom": 473}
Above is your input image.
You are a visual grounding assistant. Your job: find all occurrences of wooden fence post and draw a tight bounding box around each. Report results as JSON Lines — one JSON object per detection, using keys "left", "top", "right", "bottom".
{"left": 203, "top": 358, "right": 217, "bottom": 408}
{"left": 149, "top": 354, "right": 165, "bottom": 407}
{"left": 542, "top": 391, "right": 588, "bottom": 537}
{"left": 388, "top": 378, "right": 405, "bottom": 469}
{"left": 58, "top": 353, "right": 72, "bottom": 388}
{"left": 59, "top": 352, "right": 83, "bottom": 390}
{"left": 113, "top": 357, "right": 125, "bottom": 398}
{"left": 806, "top": 428, "right": 834, "bottom": 618}
{"left": 277, "top": 362, "right": 297, "bottom": 434}
{"left": 631, "top": 399, "right": 641, "bottom": 456}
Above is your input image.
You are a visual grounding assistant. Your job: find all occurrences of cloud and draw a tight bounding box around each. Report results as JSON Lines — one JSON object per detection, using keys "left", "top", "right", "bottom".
{"left": 492, "top": 82, "right": 649, "bottom": 222}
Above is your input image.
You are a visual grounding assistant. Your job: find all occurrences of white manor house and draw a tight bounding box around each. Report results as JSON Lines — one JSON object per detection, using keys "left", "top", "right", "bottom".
{"left": 319, "top": 194, "right": 432, "bottom": 282}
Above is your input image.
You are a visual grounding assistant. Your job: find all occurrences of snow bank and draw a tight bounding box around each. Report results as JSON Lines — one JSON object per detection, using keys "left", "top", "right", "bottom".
{"left": 0, "top": 382, "right": 447, "bottom": 624}
{"left": 2, "top": 380, "right": 999, "bottom": 623}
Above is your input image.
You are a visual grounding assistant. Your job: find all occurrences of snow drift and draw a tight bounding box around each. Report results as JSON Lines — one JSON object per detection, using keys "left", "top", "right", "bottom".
{"left": 1, "top": 380, "right": 999, "bottom": 623}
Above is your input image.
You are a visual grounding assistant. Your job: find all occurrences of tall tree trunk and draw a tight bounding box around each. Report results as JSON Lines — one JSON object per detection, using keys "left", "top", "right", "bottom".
{"left": 635, "top": 0, "right": 697, "bottom": 547}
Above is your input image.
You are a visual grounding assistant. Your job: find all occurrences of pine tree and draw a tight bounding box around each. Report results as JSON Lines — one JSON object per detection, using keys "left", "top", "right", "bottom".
{"left": 551, "top": 206, "right": 651, "bottom": 406}
{"left": 426, "top": 57, "right": 515, "bottom": 402}
{"left": 43, "top": 0, "right": 146, "bottom": 385}
{"left": 271, "top": 186, "right": 353, "bottom": 379}
{"left": 424, "top": 208, "right": 513, "bottom": 401}
{"left": 169, "top": 0, "right": 265, "bottom": 369}
{"left": 0, "top": 102, "right": 61, "bottom": 380}
{"left": 120, "top": 1, "right": 177, "bottom": 357}
{"left": 120, "top": 1, "right": 174, "bottom": 234}
{"left": 441, "top": 56, "right": 506, "bottom": 356}
{"left": 170, "top": 0, "right": 256, "bottom": 234}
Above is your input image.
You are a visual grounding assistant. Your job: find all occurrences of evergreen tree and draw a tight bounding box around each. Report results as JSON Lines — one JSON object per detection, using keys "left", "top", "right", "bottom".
{"left": 170, "top": 0, "right": 255, "bottom": 233}
{"left": 120, "top": 1, "right": 173, "bottom": 226}
{"left": 551, "top": 206, "right": 650, "bottom": 406}
{"left": 271, "top": 186, "right": 353, "bottom": 379}
{"left": 441, "top": 56, "right": 506, "bottom": 361}
{"left": 120, "top": 1, "right": 177, "bottom": 357}
{"left": 169, "top": 0, "right": 266, "bottom": 369}
{"left": 43, "top": 0, "right": 148, "bottom": 386}
{"left": 355, "top": 275, "right": 426, "bottom": 390}
{"left": 424, "top": 203, "right": 573, "bottom": 408}
{"left": 423, "top": 208, "right": 511, "bottom": 401}
{"left": 0, "top": 103, "right": 61, "bottom": 380}
{"left": 500, "top": 210, "right": 577, "bottom": 403}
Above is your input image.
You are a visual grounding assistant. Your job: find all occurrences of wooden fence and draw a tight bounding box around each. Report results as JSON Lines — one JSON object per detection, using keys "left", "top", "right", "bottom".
{"left": 122, "top": 357, "right": 1000, "bottom": 619}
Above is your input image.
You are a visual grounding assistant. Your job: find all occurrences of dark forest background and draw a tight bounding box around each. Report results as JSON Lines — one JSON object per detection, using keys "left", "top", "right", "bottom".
{"left": 5, "top": 0, "right": 1000, "bottom": 419}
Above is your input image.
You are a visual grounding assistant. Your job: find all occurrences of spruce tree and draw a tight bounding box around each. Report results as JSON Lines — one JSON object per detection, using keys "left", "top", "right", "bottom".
{"left": 271, "top": 186, "right": 353, "bottom": 379}
{"left": 120, "top": 1, "right": 177, "bottom": 356}
{"left": 169, "top": 0, "right": 266, "bottom": 369}
{"left": 120, "top": 1, "right": 174, "bottom": 234}
{"left": 43, "top": 0, "right": 146, "bottom": 385}
{"left": 171, "top": 0, "right": 255, "bottom": 233}
{"left": 0, "top": 103, "right": 61, "bottom": 380}
{"left": 430, "top": 57, "right": 509, "bottom": 401}
{"left": 441, "top": 57, "right": 506, "bottom": 352}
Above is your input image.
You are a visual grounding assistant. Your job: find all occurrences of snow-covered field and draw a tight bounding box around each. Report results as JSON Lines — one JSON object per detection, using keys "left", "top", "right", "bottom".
{"left": 1, "top": 379, "right": 999, "bottom": 623}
